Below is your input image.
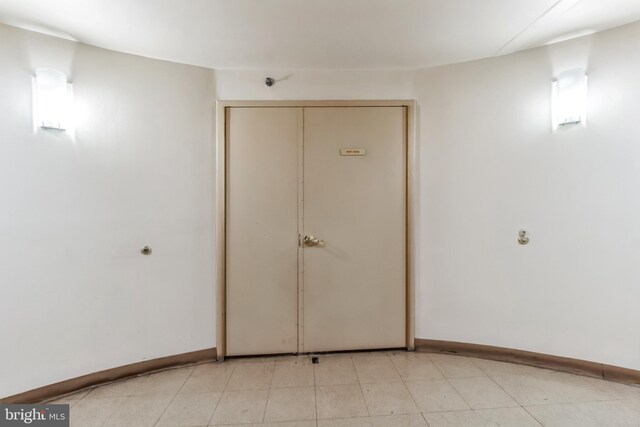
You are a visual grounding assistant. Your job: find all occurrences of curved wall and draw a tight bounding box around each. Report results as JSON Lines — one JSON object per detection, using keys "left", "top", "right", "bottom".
{"left": 414, "top": 21, "right": 640, "bottom": 371}
{"left": 0, "top": 23, "right": 415, "bottom": 399}
{"left": 3, "top": 18, "right": 640, "bottom": 399}
{"left": 0, "top": 24, "right": 216, "bottom": 398}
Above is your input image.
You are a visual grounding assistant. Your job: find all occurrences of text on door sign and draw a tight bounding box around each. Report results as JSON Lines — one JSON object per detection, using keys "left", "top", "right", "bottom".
{"left": 340, "top": 148, "right": 366, "bottom": 156}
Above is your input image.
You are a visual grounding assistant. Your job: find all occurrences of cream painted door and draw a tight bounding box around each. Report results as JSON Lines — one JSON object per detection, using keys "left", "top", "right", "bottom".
{"left": 302, "top": 107, "right": 406, "bottom": 352}
{"left": 226, "top": 107, "right": 300, "bottom": 356}
{"left": 226, "top": 106, "right": 406, "bottom": 356}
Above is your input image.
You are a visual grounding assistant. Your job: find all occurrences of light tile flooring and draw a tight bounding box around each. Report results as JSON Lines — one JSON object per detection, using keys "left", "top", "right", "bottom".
{"left": 48, "top": 351, "right": 640, "bottom": 426}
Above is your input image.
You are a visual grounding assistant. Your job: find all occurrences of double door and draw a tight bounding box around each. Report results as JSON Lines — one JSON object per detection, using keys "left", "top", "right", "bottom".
{"left": 226, "top": 106, "right": 406, "bottom": 355}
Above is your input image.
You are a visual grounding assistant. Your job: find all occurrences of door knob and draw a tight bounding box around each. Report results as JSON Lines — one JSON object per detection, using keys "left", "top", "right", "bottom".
{"left": 303, "top": 235, "right": 325, "bottom": 247}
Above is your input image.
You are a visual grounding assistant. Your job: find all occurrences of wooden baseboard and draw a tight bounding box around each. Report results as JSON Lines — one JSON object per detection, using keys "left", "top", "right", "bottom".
{"left": 1, "top": 348, "right": 217, "bottom": 404}
{"left": 415, "top": 339, "right": 640, "bottom": 386}
{"left": 5, "top": 341, "right": 637, "bottom": 403}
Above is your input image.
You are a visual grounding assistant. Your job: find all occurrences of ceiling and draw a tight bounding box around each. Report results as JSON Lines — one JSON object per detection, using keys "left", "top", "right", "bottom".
{"left": 0, "top": 0, "right": 639, "bottom": 69}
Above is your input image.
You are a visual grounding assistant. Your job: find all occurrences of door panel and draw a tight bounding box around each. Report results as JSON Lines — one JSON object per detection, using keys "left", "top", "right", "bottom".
{"left": 302, "top": 107, "right": 406, "bottom": 352}
{"left": 226, "top": 107, "right": 299, "bottom": 356}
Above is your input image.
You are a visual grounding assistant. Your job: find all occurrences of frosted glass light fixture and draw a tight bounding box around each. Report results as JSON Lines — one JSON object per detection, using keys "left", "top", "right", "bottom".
{"left": 552, "top": 68, "right": 587, "bottom": 128}
{"left": 35, "top": 68, "right": 70, "bottom": 130}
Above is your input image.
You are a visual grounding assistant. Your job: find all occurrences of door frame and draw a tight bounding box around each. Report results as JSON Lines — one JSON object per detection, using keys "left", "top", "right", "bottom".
{"left": 215, "top": 100, "right": 416, "bottom": 360}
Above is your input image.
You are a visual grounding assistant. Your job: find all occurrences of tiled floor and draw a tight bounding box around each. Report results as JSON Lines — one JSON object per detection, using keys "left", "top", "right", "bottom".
{"left": 48, "top": 351, "right": 640, "bottom": 426}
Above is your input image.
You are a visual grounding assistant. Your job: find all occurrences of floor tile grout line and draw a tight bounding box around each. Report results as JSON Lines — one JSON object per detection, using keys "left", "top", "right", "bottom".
{"left": 487, "top": 368, "right": 584, "bottom": 407}
{"left": 390, "top": 352, "right": 424, "bottom": 414}
{"left": 92, "top": 373, "right": 190, "bottom": 427}
{"left": 70, "top": 351, "right": 640, "bottom": 426}
{"left": 83, "top": 361, "right": 213, "bottom": 401}
{"left": 318, "top": 415, "right": 370, "bottom": 420}
{"left": 443, "top": 375, "right": 474, "bottom": 411}
{"left": 351, "top": 355, "right": 372, "bottom": 417}
{"left": 260, "top": 361, "right": 276, "bottom": 423}
{"left": 477, "top": 374, "right": 547, "bottom": 424}
{"left": 49, "top": 388, "right": 94, "bottom": 405}
{"left": 519, "top": 405, "right": 546, "bottom": 426}
{"left": 152, "top": 367, "right": 195, "bottom": 427}
{"left": 96, "top": 395, "right": 131, "bottom": 427}
{"left": 57, "top": 362, "right": 200, "bottom": 405}
{"left": 426, "top": 352, "right": 489, "bottom": 379}
{"left": 421, "top": 410, "right": 433, "bottom": 427}
{"left": 312, "top": 366, "right": 319, "bottom": 424}
{"left": 65, "top": 395, "right": 122, "bottom": 427}
{"left": 423, "top": 354, "right": 473, "bottom": 412}
{"left": 463, "top": 354, "right": 507, "bottom": 378}
{"left": 202, "top": 393, "right": 223, "bottom": 427}
{"left": 270, "top": 384, "right": 320, "bottom": 390}
{"left": 483, "top": 371, "right": 529, "bottom": 409}
{"left": 571, "top": 400, "right": 614, "bottom": 425}
{"left": 313, "top": 382, "right": 318, "bottom": 425}
{"left": 449, "top": 375, "right": 521, "bottom": 411}
{"left": 313, "top": 359, "right": 321, "bottom": 423}
{"left": 206, "top": 360, "right": 237, "bottom": 426}
{"left": 479, "top": 364, "right": 611, "bottom": 425}
{"left": 466, "top": 355, "right": 538, "bottom": 409}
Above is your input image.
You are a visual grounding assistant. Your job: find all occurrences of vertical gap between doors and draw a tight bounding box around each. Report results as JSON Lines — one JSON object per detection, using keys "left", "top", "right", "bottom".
{"left": 297, "top": 107, "right": 305, "bottom": 354}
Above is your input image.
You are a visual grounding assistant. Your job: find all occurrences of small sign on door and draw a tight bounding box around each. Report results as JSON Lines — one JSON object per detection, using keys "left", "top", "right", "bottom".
{"left": 340, "top": 148, "right": 366, "bottom": 156}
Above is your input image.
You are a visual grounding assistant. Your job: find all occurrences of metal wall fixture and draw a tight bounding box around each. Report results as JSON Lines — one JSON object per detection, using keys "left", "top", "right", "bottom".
{"left": 140, "top": 245, "right": 152, "bottom": 255}
{"left": 518, "top": 230, "right": 529, "bottom": 245}
{"left": 265, "top": 77, "right": 275, "bottom": 87}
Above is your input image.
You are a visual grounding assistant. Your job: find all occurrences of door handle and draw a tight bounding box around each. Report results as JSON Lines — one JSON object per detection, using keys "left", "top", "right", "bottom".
{"left": 303, "top": 235, "right": 325, "bottom": 247}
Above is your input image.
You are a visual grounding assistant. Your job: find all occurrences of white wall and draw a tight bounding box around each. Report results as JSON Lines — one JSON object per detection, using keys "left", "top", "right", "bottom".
{"left": 219, "top": 42, "right": 640, "bottom": 372}
{"left": 0, "top": 26, "right": 415, "bottom": 398}
{"left": 0, "top": 23, "right": 217, "bottom": 397}
{"left": 3, "top": 17, "right": 640, "bottom": 399}
{"left": 215, "top": 69, "right": 414, "bottom": 100}
{"left": 415, "top": 21, "right": 640, "bottom": 370}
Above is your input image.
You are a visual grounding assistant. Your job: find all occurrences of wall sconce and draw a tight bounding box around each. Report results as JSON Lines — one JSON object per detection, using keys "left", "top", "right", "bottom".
{"left": 552, "top": 68, "right": 587, "bottom": 129}
{"left": 34, "top": 68, "right": 71, "bottom": 131}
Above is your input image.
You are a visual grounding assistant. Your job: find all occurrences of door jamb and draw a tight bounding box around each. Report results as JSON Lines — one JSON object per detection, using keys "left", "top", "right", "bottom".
{"left": 216, "top": 100, "right": 416, "bottom": 360}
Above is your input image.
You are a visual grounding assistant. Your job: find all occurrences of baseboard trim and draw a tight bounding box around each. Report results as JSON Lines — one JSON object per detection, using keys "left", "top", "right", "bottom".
{"left": 5, "top": 341, "right": 637, "bottom": 403}
{"left": 1, "top": 348, "right": 217, "bottom": 404}
{"left": 415, "top": 339, "right": 640, "bottom": 386}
